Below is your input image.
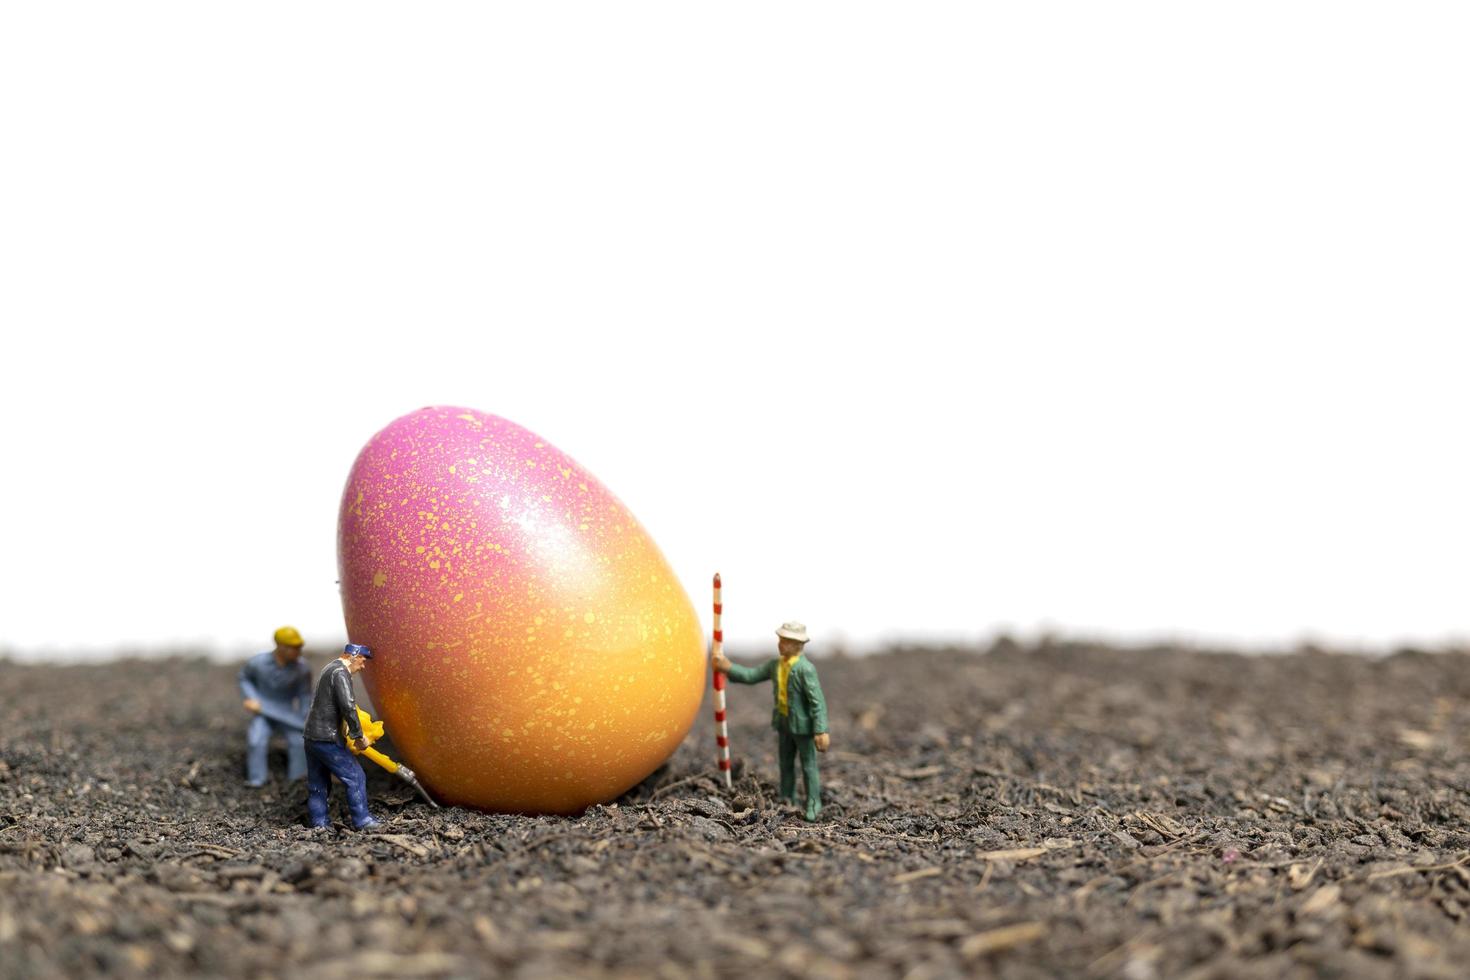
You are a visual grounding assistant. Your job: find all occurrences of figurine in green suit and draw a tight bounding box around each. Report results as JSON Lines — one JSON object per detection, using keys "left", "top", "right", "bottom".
{"left": 713, "top": 621, "right": 830, "bottom": 820}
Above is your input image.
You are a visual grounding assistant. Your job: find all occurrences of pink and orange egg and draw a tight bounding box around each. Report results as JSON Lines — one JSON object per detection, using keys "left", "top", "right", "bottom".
{"left": 337, "top": 407, "right": 704, "bottom": 814}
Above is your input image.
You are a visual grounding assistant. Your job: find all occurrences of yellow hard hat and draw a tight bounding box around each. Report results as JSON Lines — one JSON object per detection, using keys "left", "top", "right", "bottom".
{"left": 274, "top": 625, "right": 304, "bottom": 648}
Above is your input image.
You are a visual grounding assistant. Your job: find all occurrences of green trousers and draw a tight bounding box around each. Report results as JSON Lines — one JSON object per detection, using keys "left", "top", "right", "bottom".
{"left": 778, "top": 726, "right": 821, "bottom": 820}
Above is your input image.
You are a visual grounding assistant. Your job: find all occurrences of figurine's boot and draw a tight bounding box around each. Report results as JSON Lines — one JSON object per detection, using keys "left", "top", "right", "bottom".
{"left": 777, "top": 729, "right": 799, "bottom": 803}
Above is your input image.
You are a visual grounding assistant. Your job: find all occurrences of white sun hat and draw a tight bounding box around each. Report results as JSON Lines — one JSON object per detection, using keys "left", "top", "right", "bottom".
{"left": 775, "top": 621, "right": 810, "bottom": 644}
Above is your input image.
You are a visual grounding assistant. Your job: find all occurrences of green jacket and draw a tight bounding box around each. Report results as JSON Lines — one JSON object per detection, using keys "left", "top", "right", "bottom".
{"left": 726, "top": 655, "right": 829, "bottom": 735}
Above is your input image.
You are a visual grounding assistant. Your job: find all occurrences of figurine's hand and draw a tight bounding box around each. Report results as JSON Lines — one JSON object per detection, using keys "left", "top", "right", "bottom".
{"left": 352, "top": 737, "right": 369, "bottom": 752}
{"left": 814, "top": 733, "right": 830, "bottom": 752}
{"left": 712, "top": 653, "right": 732, "bottom": 673}
{"left": 243, "top": 699, "right": 262, "bottom": 714}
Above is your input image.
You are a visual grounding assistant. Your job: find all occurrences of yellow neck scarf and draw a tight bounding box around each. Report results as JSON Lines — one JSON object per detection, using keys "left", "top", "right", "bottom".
{"left": 777, "top": 653, "right": 801, "bottom": 716}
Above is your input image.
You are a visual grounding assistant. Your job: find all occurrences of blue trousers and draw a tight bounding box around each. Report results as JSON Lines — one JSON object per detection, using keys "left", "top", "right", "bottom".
{"left": 304, "top": 739, "right": 374, "bottom": 828}
{"left": 246, "top": 715, "right": 306, "bottom": 785}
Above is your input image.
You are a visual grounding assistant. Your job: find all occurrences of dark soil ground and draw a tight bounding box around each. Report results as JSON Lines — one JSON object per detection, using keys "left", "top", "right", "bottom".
{"left": 5, "top": 642, "right": 1470, "bottom": 979}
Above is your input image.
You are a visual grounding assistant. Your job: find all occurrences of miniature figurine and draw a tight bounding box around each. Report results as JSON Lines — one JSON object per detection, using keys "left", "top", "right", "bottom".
{"left": 713, "top": 621, "right": 830, "bottom": 820}
{"left": 238, "top": 625, "right": 313, "bottom": 787}
{"left": 303, "top": 642, "right": 379, "bottom": 829}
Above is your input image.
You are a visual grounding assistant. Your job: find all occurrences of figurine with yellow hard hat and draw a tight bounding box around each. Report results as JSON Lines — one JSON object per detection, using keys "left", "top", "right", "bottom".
{"left": 238, "top": 625, "right": 312, "bottom": 787}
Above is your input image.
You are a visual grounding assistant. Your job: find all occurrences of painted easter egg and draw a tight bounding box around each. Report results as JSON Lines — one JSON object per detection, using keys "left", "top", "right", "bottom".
{"left": 337, "top": 407, "right": 705, "bottom": 814}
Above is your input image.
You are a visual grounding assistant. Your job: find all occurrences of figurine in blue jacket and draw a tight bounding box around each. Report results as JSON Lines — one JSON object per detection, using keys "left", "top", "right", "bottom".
{"left": 238, "top": 625, "right": 313, "bottom": 787}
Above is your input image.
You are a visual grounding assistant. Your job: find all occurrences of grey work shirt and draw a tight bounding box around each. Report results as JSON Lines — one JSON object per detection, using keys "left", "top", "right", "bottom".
{"left": 303, "top": 659, "right": 366, "bottom": 744}
{"left": 238, "top": 650, "right": 312, "bottom": 720}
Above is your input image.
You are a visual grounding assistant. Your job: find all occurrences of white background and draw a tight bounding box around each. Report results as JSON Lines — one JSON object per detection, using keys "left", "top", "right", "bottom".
{"left": 2, "top": 3, "right": 1466, "bottom": 660}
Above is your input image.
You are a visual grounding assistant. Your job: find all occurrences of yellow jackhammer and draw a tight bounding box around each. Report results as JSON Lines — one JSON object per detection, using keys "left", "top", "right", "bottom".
{"left": 255, "top": 703, "right": 438, "bottom": 807}
{"left": 345, "top": 708, "right": 439, "bottom": 808}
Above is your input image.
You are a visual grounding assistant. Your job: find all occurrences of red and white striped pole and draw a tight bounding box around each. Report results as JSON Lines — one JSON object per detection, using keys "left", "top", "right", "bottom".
{"left": 712, "top": 572, "right": 732, "bottom": 788}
